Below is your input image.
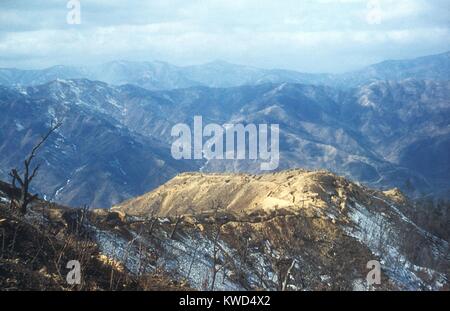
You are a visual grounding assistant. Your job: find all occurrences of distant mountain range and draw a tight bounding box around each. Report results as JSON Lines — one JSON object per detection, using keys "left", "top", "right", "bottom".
{"left": 0, "top": 51, "right": 449, "bottom": 208}
{"left": 0, "top": 80, "right": 197, "bottom": 207}
{"left": 1, "top": 51, "right": 449, "bottom": 90}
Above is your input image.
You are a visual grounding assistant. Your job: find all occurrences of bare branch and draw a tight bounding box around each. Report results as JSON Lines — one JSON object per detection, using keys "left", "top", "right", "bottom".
{"left": 29, "top": 165, "right": 40, "bottom": 183}
{"left": 9, "top": 169, "right": 24, "bottom": 187}
{"left": 28, "top": 121, "right": 62, "bottom": 163}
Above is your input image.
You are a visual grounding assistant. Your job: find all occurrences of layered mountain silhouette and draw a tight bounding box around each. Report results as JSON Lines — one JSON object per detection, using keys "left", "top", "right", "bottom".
{"left": 1, "top": 51, "right": 449, "bottom": 90}
{"left": 0, "top": 51, "right": 449, "bottom": 207}
{"left": 0, "top": 80, "right": 197, "bottom": 207}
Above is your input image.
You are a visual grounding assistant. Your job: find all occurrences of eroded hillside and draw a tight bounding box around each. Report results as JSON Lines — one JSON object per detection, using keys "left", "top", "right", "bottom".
{"left": 112, "top": 170, "right": 450, "bottom": 290}
{"left": 1, "top": 170, "right": 448, "bottom": 291}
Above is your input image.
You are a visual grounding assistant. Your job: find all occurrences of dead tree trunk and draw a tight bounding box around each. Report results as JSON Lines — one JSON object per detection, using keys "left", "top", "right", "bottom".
{"left": 147, "top": 210, "right": 157, "bottom": 235}
{"left": 9, "top": 121, "right": 62, "bottom": 214}
{"left": 210, "top": 199, "right": 224, "bottom": 291}
{"left": 281, "top": 259, "right": 296, "bottom": 291}
{"left": 170, "top": 214, "right": 183, "bottom": 239}
{"left": 210, "top": 224, "right": 221, "bottom": 290}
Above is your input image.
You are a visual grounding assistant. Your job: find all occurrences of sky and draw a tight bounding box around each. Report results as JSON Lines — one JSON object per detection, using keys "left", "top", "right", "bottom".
{"left": 0, "top": 0, "right": 449, "bottom": 73}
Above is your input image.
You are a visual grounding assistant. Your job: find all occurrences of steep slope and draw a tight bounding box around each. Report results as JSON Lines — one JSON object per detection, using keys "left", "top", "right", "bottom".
{"left": 112, "top": 170, "right": 449, "bottom": 290}
{"left": 342, "top": 79, "right": 450, "bottom": 196}
{"left": 1, "top": 165, "right": 448, "bottom": 290}
{"left": 129, "top": 81, "right": 446, "bottom": 197}
{"left": 0, "top": 80, "right": 196, "bottom": 208}
{"left": 0, "top": 183, "right": 190, "bottom": 291}
{"left": 1, "top": 77, "right": 448, "bottom": 207}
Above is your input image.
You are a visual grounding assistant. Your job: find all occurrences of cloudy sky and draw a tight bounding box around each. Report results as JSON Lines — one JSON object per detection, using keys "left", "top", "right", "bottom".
{"left": 0, "top": 0, "right": 449, "bottom": 72}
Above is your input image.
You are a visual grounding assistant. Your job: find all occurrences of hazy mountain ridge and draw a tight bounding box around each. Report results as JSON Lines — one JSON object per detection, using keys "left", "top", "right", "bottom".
{"left": 339, "top": 51, "right": 450, "bottom": 86}
{"left": 116, "top": 80, "right": 449, "bottom": 198}
{"left": 0, "top": 51, "right": 449, "bottom": 208}
{"left": 1, "top": 51, "right": 449, "bottom": 90}
{"left": 0, "top": 77, "right": 449, "bottom": 207}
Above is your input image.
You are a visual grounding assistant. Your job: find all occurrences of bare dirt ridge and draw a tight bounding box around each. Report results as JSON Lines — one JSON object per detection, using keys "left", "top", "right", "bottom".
{"left": 113, "top": 169, "right": 403, "bottom": 218}
{"left": 0, "top": 169, "right": 448, "bottom": 291}
{"left": 110, "top": 169, "right": 449, "bottom": 291}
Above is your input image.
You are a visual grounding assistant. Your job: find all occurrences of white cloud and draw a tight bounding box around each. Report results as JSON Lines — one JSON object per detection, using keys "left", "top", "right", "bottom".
{"left": 0, "top": 0, "right": 449, "bottom": 72}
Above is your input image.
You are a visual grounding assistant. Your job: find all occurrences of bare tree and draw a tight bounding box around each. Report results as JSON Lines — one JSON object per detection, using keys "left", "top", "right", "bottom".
{"left": 147, "top": 209, "right": 157, "bottom": 235}
{"left": 187, "top": 239, "right": 201, "bottom": 280}
{"left": 281, "top": 259, "right": 296, "bottom": 291}
{"left": 210, "top": 221, "right": 222, "bottom": 290}
{"left": 210, "top": 199, "right": 224, "bottom": 290}
{"left": 234, "top": 230, "right": 250, "bottom": 283}
{"left": 9, "top": 121, "right": 62, "bottom": 215}
{"left": 170, "top": 213, "right": 184, "bottom": 240}
{"left": 0, "top": 227, "right": 5, "bottom": 260}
